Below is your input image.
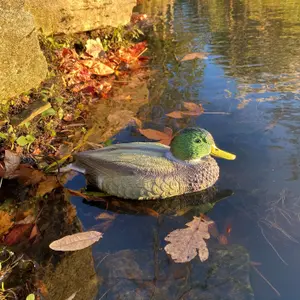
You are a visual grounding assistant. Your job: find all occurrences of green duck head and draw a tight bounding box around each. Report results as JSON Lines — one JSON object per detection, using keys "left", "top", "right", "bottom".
{"left": 170, "top": 127, "right": 236, "bottom": 161}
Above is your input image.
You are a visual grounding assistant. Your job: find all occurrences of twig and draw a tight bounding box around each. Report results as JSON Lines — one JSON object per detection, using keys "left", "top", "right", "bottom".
{"left": 258, "top": 222, "right": 288, "bottom": 265}
{"left": 251, "top": 264, "right": 280, "bottom": 297}
{"left": 99, "top": 288, "right": 111, "bottom": 300}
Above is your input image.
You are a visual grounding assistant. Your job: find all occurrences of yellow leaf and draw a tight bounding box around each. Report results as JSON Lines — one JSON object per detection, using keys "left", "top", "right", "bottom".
{"left": 0, "top": 211, "right": 14, "bottom": 237}
{"left": 36, "top": 176, "right": 60, "bottom": 197}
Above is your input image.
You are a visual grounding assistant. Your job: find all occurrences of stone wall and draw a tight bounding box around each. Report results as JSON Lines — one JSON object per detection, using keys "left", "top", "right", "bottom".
{"left": 25, "top": 0, "right": 137, "bottom": 36}
{"left": 0, "top": 4, "right": 48, "bottom": 102}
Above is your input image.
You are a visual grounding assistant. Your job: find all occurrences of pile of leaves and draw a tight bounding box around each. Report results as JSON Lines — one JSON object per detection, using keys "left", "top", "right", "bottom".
{"left": 57, "top": 39, "right": 148, "bottom": 97}
{"left": 0, "top": 21, "right": 149, "bottom": 160}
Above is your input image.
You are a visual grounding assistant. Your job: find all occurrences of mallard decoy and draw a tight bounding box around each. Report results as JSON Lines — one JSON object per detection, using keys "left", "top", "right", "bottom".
{"left": 70, "top": 127, "right": 236, "bottom": 200}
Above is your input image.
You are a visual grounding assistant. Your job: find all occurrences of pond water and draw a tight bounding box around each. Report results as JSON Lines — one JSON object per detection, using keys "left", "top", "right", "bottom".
{"left": 67, "top": 0, "right": 300, "bottom": 299}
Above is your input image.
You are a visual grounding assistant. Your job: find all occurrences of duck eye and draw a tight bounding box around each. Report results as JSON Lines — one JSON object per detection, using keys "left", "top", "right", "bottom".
{"left": 195, "top": 139, "right": 201, "bottom": 143}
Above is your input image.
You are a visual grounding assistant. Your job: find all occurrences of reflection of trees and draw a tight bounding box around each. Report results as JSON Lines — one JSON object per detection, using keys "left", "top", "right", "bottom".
{"left": 202, "top": 0, "right": 300, "bottom": 80}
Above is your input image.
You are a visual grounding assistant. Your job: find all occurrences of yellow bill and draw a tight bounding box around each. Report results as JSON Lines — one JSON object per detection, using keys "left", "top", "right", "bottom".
{"left": 211, "top": 145, "right": 236, "bottom": 160}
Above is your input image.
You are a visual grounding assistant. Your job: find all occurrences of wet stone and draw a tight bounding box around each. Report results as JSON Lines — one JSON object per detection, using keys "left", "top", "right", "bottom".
{"left": 96, "top": 244, "right": 254, "bottom": 300}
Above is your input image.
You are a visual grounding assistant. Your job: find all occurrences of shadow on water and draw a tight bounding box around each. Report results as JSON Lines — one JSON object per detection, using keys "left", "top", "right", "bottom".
{"left": 6, "top": 0, "right": 297, "bottom": 299}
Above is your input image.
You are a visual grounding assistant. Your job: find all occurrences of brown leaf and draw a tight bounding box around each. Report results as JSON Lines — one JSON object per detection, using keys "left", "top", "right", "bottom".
{"left": 4, "top": 223, "right": 33, "bottom": 246}
{"left": 66, "top": 204, "right": 77, "bottom": 224}
{"left": 139, "top": 128, "right": 170, "bottom": 141}
{"left": 164, "top": 216, "right": 213, "bottom": 263}
{"left": 15, "top": 165, "right": 46, "bottom": 186}
{"left": 0, "top": 211, "right": 14, "bottom": 237}
{"left": 183, "top": 102, "right": 203, "bottom": 113}
{"left": 90, "top": 61, "right": 114, "bottom": 76}
{"left": 0, "top": 150, "right": 21, "bottom": 178}
{"left": 166, "top": 102, "right": 203, "bottom": 119}
{"left": 15, "top": 215, "right": 35, "bottom": 225}
{"left": 95, "top": 212, "right": 116, "bottom": 221}
{"left": 29, "top": 224, "right": 39, "bottom": 240}
{"left": 67, "top": 188, "right": 107, "bottom": 202}
{"left": 165, "top": 111, "right": 184, "bottom": 119}
{"left": 49, "top": 231, "right": 103, "bottom": 251}
{"left": 180, "top": 52, "right": 209, "bottom": 62}
{"left": 36, "top": 176, "right": 60, "bottom": 197}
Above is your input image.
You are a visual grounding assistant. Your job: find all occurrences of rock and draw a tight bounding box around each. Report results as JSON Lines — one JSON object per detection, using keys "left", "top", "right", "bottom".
{"left": 24, "top": 0, "right": 137, "bottom": 35}
{"left": 96, "top": 245, "right": 254, "bottom": 300}
{"left": 0, "top": 6, "right": 47, "bottom": 102}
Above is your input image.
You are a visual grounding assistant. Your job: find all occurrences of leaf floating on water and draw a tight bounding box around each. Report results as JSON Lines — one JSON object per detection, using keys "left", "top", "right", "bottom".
{"left": 139, "top": 127, "right": 173, "bottom": 145}
{"left": 49, "top": 231, "right": 103, "bottom": 251}
{"left": 164, "top": 216, "right": 213, "bottom": 263}
{"left": 166, "top": 102, "right": 204, "bottom": 119}
{"left": 95, "top": 212, "right": 116, "bottom": 221}
{"left": 180, "top": 52, "right": 209, "bottom": 62}
{"left": 165, "top": 111, "right": 184, "bottom": 119}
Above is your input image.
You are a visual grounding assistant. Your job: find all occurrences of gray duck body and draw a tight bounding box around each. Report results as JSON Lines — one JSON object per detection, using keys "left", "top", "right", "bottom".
{"left": 73, "top": 142, "right": 219, "bottom": 200}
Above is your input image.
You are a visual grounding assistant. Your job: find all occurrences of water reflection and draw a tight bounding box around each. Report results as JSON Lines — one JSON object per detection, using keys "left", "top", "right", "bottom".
{"left": 69, "top": 0, "right": 300, "bottom": 299}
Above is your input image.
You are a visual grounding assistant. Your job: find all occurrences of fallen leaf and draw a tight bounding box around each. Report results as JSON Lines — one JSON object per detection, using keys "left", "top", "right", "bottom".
{"left": 67, "top": 188, "right": 107, "bottom": 202}
{"left": 85, "top": 38, "right": 104, "bottom": 58}
{"left": 139, "top": 127, "right": 173, "bottom": 145}
{"left": 180, "top": 52, "right": 209, "bottom": 62}
{"left": 86, "top": 61, "right": 114, "bottom": 76}
{"left": 165, "top": 111, "right": 184, "bottom": 119}
{"left": 95, "top": 212, "right": 116, "bottom": 221}
{"left": 0, "top": 211, "right": 14, "bottom": 237}
{"left": 29, "top": 224, "right": 39, "bottom": 240}
{"left": 116, "top": 41, "right": 147, "bottom": 63}
{"left": 36, "top": 176, "right": 60, "bottom": 197}
{"left": 218, "top": 234, "right": 228, "bottom": 245}
{"left": 164, "top": 216, "right": 213, "bottom": 263}
{"left": 15, "top": 165, "right": 46, "bottom": 186}
{"left": 4, "top": 223, "right": 33, "bottom": 246}
{"left": 183, "top": 102, "right": 203, "bottom": 114}
{"left": 0, "top": 150, "right": 21, "bottom": 178}
{"left": 16, "top": 215, "right": 35, "bottom": 225}
{"left": 26, "top": 294, "right": 35, "bottom": 300}
{"left": 166, "top": 102, "right": 204, "bottom": 119}
{"left": 49, "top": 231, "right": 103, "bottom": 251}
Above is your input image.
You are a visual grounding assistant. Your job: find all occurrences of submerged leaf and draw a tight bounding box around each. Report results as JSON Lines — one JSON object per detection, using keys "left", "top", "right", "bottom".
{"left": 49, "top": 231, "right": 103, "bottom": 251}
{"left": 180, "top": 52, "right": 209, "bottom": 62}
{"left": 164, "top": 216, "right": 213, "bottom": 263}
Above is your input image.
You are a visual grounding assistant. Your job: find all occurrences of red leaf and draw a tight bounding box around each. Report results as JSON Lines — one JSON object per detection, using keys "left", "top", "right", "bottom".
{"left": 4, "top": 224, "right": 33, "bottom": 246}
